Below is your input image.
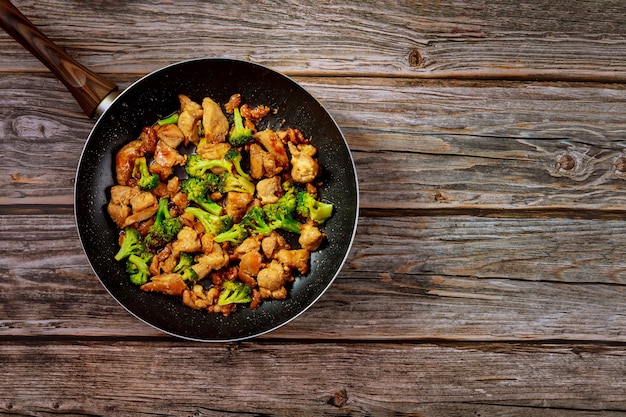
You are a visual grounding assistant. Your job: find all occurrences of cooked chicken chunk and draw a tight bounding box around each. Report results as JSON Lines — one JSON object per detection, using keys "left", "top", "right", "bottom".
{"left": 172, "top": 226, "right": 202, "bottom": 256}
{"left": 256, "top": 176, "right": 282, "bottom": 205}
{"left": 238, "top": 251, "right": 263, "bottom": 286}
{"left": 177, "top": 94, "right": 203, "bottom": 145}
{"left": 140, "top": 273, "right": 187, "bottom": 296}
{"left": 192, "top": 242, "right": 229, "bottom": 281}
{"left": 202, "top": 97, "right": 229, "bottom": 143}
{"left": 253, "top": 129, "right": 289, "bottom": 171}
{"left": 115, "top": 139, "right": 143, "bottom": 186}
{"left": 275, "top": 249, "right": 310, "bottom": 275}
{"left": 299, "top": 222, "right": 325, "bottom": 252}
{"left": 249, "top": 142, "right": 281, "bottom": 179}
{"left": 196, "top": 141, "right": 231, "bottom": 161}
{"left": 233, "top": 236, "right": 262, "bottom": 259}
{"left": 225, "top": 192, "right": 253, "bottom": 223}
{"left": 107, "top": 185, "right": 140, "bottom": 227}
{"left": 150, "top": 140, "right": 186, "bottom": 180}
{"left": 257, "top": 260, "right": 291, "bottom": 299}
{"left": 288, "top": 142, "right": 319, "bottom": 183}
{"left": 157, "top": 123, "right": 185, "bottom": 149}
{"left": 261, "top": 231, "right": 289, "bottom": 259}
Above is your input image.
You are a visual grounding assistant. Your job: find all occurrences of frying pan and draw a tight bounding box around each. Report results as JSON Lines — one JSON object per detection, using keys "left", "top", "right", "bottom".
{"left": 0, "top": 1, "right": 358, "bottom": 341}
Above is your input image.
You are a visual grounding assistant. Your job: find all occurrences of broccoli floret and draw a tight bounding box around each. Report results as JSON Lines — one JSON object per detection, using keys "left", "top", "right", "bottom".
{"left": 185, "top": 154, "right": 232, "bottom": 179}
{"left": 241, "top": 206, "right": 272, "bottom": 236}
{"left": 218, "top": 280, "right": 252, "bottom": 305}
{"left": 173, "top": 252, "right": 194, "bottom": 273}
{"left": 296, "top": 191, "right": 334, "bottom": 223}
{"left": 263, "top": 193, "right": 302, "bottom": 234}
{"left": 173, "top": 253, "right": 198, "bottom": 282}
{"left": 228, "top": 108, "right": 252, "bottom": 146}
{"left": 126, "top": 253, "right": 153, "bottom": 285}
{"left": 132, "top": 157, "right": 159, "bottom": 191}
{"left": 157, "top": 113, "right": 179, "bottom": 126}
{"left": 181, "top": 177, "right": 223, "bottom": 215}
{"left": 224, "top": 148, "right": 251, "bottom": 180}
{"left": 219, "top": 171, "right": 256, "bottom": 195}
{"left": 145, "top": 198, "right": 183, "bottom": 248}
{"left": 114, "top": 227, "right": 145, "bottom": 261}
{"left": 185, "top": 206, "right": 233, "bottom": 237}
{"left": 214, "top": 223, "right": 248, "bottom": 245}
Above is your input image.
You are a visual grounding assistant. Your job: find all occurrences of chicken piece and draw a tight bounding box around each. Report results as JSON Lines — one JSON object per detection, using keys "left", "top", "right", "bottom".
{"left": 177, "top": 94, "right": 203, "bottom": 145}
{"left": 202, "top": 97, "right": 229, "bottom": 143}
{"left": 299, "top": 222, "right": 325, "bottom": 252}
{"left": 288, "top": 142, "right": 319, "bottom": 183}
{"left": 275, "top": 249, "right": 310, "bottom": 275}
{"left": 225, "top": 192, "right": 253, "bottom": 223}
{"left": 122, "top": 204, "right": 159, "bottom": 227}
{"left": 140, "top": 273, "right": 187, "bottom": 296}
{"left": 257, "top": 260, "right": 291, "bottom": 299}
{"left": 249, "top": 142, "right": 281, "bottom": 179}
{"left": 157, "top": 123, "right": 185, "bottom": 149}
{"left": 139, "top": 126, "right": 158, "bottom": 154}
{"left": 196, "top": 141, "right": 231, "bottom": 161}
{"left": 129, "top": 191, "right": 157, "bottom": 213}
{"left": 107, "top": 185, "right": 143, "bottom": 227}
{"left": 233, "top": 235, "right": 262, "bottom": 259}
{"left": 172, "top": 226, "right": 202, "bottom": 256}
{"left": 224, "top": 93, "right": 241, "bottom": 114}
{"left": 253, "top": 129, "right": 289, "bottom": 171}
{"left": 238, "top": 251, "right": 263, "bottom": 286}
{"left": 261, "top": 231, "right": 289, "bottom": 259}
{"left": 183, "top": 284, "right": 219, "bottom": 310}
{"left": 192, "top": 242, "right": 229, "bottom": 281}
{"left": 240, "top": 103, "right": 271, "bottom": 122}
{"left": 160, "top": 254, "right": 178, "bottom": 274}
{"left": 256, "top": 176, "right": 282, "bottom": 205}
{"left": 115, "top": 139, "right": 143, "bottom": 185}
{"left": 150, "top": 140, "right": 187, "bottom": 180}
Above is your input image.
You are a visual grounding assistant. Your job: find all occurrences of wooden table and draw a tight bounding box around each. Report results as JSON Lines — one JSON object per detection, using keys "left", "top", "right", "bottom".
{"left": 2, "top": 0, "right": 626, "bottom": 414}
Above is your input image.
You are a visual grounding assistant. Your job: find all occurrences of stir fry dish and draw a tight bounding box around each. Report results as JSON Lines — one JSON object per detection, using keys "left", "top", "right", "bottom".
{"left": 107, "top": 93, "right": 333, "bottom": 316}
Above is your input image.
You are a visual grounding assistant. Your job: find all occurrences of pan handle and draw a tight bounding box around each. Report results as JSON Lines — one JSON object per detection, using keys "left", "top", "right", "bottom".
{"left": 0, "top": 0, "right": 118, "bottom": 118}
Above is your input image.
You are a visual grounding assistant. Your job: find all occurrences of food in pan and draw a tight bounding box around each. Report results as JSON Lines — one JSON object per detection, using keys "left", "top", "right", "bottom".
{"left": 107, "top": 93, "right": 333, "bottom": 316}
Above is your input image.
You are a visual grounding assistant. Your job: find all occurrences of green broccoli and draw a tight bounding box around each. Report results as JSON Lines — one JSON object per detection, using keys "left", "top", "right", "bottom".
{"left": 241, "top": 206, "right": 272, "bottom": 236}
{"left": 132, "top": 157, "right": 159, "bottom": 191}
{"left": 219, "top": 171, "right": 256, "bottom": 195}
{"left": 296, "top": 191, "right": 334, "bottom": 223}
{"left": 263, "top": 193, "right": 302, "bottom": 234}
{"left": 126, "top": 252, "right": 153, "bottom": 285}
{"left": 181, "top": 177, "right": 223, "bottom": 215}
{"left": 184, "top": 206, "right": 233, "bottom": 237}
{"left": 218, "top": 280, "right": 252, "bottom": 305}
{"left": 214, "top": 223, "right": 248, "bottom": 245}
{"left": 224, "top": 148, "right": 251, "bottom": 180}
{"left": 114, "top": 227, "right": 145, "bottom": 261}
{"left": 185, "top": 154, "right": 232, "bottom": 179}
{"left": 145, "top": 198, "right": 183, "bottom": 248}
{"left": 173, "top": 253, "right": 198, "bottom": 282}
{"left": 228, "top": 107, "right": 252, "bottom": 146}
{"left": 157, "top": 113, "right": 179, "bottom": 126}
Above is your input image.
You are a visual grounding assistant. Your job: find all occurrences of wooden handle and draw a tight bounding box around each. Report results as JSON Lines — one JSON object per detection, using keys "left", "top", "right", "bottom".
{"left": 0, "top": 0, "right": 118, "bottom": 117}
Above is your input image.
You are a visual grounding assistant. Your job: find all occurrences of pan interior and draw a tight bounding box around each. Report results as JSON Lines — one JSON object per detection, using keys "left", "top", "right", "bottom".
{"left": 74, "top": 58, "right": 358, "bottom": 341}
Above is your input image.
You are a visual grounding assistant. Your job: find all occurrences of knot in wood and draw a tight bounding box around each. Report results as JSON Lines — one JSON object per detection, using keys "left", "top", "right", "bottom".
{"left": 327, "top": 387, "right": 348, "bottom": 407}
{"left": 408, "top": 49, "right": 423, "bottom": 67}
{"left": 557, "top": 154, "right": 575, "bottom": 171}
{"left": 615, "top": 156, "right": 626, "bottom": 173}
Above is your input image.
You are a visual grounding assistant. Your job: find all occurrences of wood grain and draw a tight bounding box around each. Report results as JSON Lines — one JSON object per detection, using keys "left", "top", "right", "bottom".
{"left": 1, "top": 341, "right": 624, "bottom": 415}
{"left": 2, "top": 0, "right": 626, "bottom": 414}
{"left": 2, "top": 214, "right": 626, "bottom": 342}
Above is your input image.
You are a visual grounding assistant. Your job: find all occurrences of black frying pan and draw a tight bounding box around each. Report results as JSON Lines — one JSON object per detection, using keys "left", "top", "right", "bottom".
{"left": 1, "top": 1, "right": 358, "bottom": 341}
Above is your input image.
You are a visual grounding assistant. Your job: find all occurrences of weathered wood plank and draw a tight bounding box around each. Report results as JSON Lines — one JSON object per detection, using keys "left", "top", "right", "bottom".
{"left": 2, "top": 214, "right": 626, "bottom": 341}
{"left": 3, "top": 75, "right": 626, "bottom": 210}
{"left": 2, "top": 0, "right": 626, "bottom": 80}
{"left": 1, "top": 341, "right": 624, "bottom": 415}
